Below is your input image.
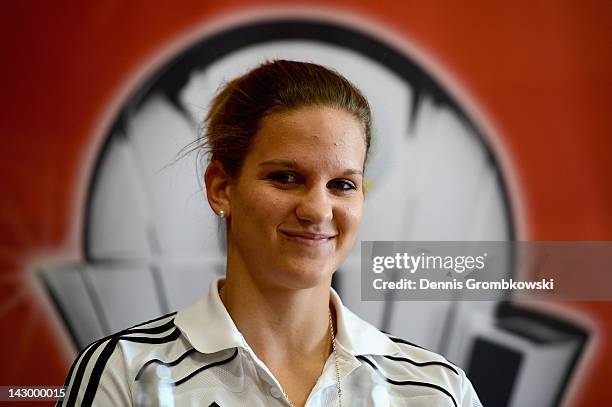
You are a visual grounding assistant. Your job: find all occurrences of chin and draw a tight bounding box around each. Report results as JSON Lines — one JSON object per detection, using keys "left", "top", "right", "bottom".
{"left": 274, "top": 262, "right": 335, "bottom": 290}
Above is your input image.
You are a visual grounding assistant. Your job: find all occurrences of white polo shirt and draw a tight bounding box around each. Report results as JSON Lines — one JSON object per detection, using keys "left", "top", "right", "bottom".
{"left": 60, "top": 278, "right": 482, "bottom": 407}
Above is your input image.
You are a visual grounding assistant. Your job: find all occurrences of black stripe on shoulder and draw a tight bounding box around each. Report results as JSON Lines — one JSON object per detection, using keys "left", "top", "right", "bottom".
{"left": 124, "top": 311, "right": 177, "bottom": 331}
{"left": 64, "top": 313, "right": 177, "bottom": 407}
{"left": 383, "top": 355, "right": 459, "bottom": 375}
{"left": 55, "top": 332, "right": 113, "bottom": 407}
{"left": 121, "top": 327, "right": 181, "bottom": 344}
{"left": 383, "top": 332, "right": 426, "bottom": 350}
{"left": 172, "top": 348, "right": 239, "bottom": 387}
{"left": 80, "top": 327, "right": 182, "bottom": 405}
{"left": 121, "top": 319, "right": 177, "bottom": 337}
{"left": 135, "top": 348, "right": 198, "bottom": 381}
{"left": 60, "top": 337, "right": 93, "bottom": 391}
{"left": 384, "top": 332, "right": 458, "bottom": 368}
{"left": 63, "top": 336, "right": 110, "bottom": 407}
{"left": 357, "top": 355, "right": 458, "bottom": 407}
{"left": 60, "top": 336, "right": 104, "bottom": 407}
{"left": 81, "top": 336, "right": 121, "bottom": 406}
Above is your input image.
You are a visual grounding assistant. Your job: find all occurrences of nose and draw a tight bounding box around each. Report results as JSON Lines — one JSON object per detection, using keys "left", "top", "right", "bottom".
{"left": 295, "top": 184, "right": 333, "bottom": 225}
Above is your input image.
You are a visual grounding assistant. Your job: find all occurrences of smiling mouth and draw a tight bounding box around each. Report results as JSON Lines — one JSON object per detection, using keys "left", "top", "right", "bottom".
{"left": 280, "top": 231, "right": 336, "bottom": 246}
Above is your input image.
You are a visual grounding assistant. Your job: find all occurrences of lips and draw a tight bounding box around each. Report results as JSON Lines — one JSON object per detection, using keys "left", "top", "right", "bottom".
{"left": 279, "top": 230, "right": 336, "bottom": 245}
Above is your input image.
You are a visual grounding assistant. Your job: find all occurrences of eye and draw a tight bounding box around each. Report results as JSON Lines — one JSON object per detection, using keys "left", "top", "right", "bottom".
{"left": 327, "top": 179, "right": 358, "bottom": 192}
{"left": 266, "top": 171, "right": 299, "bottom": 185}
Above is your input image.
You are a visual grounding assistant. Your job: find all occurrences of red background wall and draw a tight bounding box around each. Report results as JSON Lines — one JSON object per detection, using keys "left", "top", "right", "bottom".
{"left": 1, "top": 1, "right": 610, "bottom": 405}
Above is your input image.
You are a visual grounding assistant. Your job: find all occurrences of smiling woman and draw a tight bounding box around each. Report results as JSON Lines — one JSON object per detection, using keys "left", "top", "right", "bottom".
{"left": 60, "top": 60, "right": 482, "bottom": 407}
{"left": 208, "top": 106, "right": 366, "bottom": 293}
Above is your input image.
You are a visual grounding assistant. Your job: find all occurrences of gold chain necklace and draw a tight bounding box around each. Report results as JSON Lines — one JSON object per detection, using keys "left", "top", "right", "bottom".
{"left": 281, "top": 309, "right": 342, "bottom": 407}
{"left": 219, "top": 285, "right": 342, "bottom": 407}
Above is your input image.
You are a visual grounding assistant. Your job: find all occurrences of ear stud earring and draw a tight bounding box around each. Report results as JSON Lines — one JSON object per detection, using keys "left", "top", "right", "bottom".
{"left": 218, "top": 210, "right": 226, "bottom": 219}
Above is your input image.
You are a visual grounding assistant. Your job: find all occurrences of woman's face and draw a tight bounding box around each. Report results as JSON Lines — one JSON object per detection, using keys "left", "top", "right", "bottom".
{"left": 226, "top": 105, "right": 366, "bottom": 290}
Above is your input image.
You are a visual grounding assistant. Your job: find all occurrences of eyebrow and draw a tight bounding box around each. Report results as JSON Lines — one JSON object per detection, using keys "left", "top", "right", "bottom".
{"left": 259, "top": 159, "right": 363, "bottom": 176}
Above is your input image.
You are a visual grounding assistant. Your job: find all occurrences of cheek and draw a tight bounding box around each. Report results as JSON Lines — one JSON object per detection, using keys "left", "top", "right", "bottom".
{"left": 235, "top": 187, "right": 293, "bottom": 227}
{"left": 338, "top": 200, "right": 364, "bottom": 237}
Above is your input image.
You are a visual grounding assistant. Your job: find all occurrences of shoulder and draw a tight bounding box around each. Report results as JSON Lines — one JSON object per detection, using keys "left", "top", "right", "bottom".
{"left": 59, "top": 312, "right": 182, "bottom": 407}
{"left": 361, "top": 331, "right": 482, "bottom": 407}
{"left": 381, "top": 331, "right": 460, "bottom": 377}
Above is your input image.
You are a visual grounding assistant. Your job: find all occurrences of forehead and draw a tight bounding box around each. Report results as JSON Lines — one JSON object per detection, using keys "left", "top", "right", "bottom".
{"left": 245, "top": 106, "right": 367, "bottom": 168}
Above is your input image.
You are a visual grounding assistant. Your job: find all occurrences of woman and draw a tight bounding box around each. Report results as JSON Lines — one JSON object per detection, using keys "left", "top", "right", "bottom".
{"left": 60, "top": 60, "right": 482, "bottom": 407}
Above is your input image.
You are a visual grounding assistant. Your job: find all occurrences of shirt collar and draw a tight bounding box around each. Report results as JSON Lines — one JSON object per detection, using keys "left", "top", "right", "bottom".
{"left": 175, "top": 277, "right": 246, "bottom": 354}
{"left": 175, "top": 276, "right": 402, "bottom": 357}
{"left": 330, "top": 287, "right": 402, "bottom": 357}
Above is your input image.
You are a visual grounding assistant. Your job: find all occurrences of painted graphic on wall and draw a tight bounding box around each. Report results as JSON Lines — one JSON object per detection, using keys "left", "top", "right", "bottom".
{"left": 32, "top": 16, "right": 590, "bottom": 407}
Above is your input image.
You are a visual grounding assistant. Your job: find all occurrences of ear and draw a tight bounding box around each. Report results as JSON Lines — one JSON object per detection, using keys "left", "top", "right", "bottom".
{"left": 204, "top": 160, "right": 232, "bottom": 218}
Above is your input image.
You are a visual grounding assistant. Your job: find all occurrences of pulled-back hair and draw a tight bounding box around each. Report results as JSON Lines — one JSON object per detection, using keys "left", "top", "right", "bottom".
{"left": 202, "top": 59, "right": 372, "bottom": 178}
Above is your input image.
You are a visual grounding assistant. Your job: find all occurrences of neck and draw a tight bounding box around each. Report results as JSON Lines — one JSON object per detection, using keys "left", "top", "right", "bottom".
{"left": 219, "top": 272, "right": 333, "bottom": 362}
{"left": 218, "top": 265, "right": 341, "bottom": 407}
